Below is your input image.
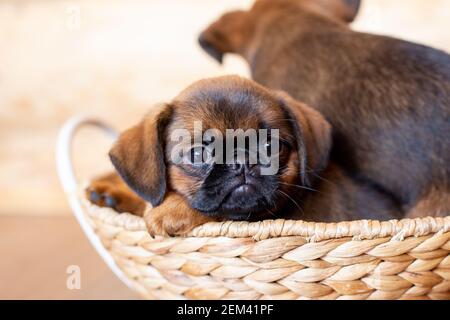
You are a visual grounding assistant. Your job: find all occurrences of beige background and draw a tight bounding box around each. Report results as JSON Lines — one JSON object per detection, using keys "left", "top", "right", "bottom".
{"left": 0, "top": 0, "right": 449, "bottom": 300}
{"left": 1, "top": 0, "right": 450, "bottom": 216}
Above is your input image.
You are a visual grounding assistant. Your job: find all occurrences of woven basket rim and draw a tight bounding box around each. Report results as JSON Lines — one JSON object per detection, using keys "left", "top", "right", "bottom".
{"left": 81, "top": 193, "right": 450, "bottom": 241}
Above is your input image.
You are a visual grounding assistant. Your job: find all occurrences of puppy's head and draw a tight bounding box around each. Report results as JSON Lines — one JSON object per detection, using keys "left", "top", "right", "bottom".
{"left": 199, "top": 0, "right": 361, "bottom": 63}
{"left": 110, "top": 76, "right": 331, "bottom": 220}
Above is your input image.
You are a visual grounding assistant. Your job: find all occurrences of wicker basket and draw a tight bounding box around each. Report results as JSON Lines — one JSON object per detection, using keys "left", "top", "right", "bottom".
{"left": 57, "top": 116, "right": 450, "bottom": 300}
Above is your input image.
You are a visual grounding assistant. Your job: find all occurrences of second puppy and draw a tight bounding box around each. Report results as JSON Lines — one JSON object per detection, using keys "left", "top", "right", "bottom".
{"left": 199, "top": 0, "right": 450, "bottom": 218}
{"left": 88, "top": 76, "right": 400, "bottom": 236}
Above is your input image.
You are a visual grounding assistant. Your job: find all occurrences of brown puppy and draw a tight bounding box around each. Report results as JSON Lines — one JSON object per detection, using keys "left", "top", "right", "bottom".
{"left": 199, "top": 0, "right": 450, "bottom": 217}
{"left": 88, "top": 76, "right": 401, "bottom": 236}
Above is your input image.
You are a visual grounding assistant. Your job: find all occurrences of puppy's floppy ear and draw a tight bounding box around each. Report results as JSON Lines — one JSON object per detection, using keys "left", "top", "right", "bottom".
{"left": 198, "top": 31, "right": 225, "bottom": 64}
{"left": 199, "top": 10, "right": 251, "bottom": 64}
{"left": 109, "top": 104, "right": 173, "bottom": 207}
{"left": 309, "top": 0, "right": 361, "bottom": 23}
{"left": 277, "top": 92, "right": 332, "bottom": 186}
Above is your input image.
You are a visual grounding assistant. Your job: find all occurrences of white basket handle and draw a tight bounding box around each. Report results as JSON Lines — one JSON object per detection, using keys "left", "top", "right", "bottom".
{"left": 56, "top": 116, "right": 118, "bottom": 196}
{"left": 55, "top": 116, "right": 136, "bottom": 291}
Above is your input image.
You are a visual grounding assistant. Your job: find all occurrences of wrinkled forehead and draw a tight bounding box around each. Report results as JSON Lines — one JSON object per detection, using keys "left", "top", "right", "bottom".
{"left": 170, "top": 86, "right": 288, "bottom": 137}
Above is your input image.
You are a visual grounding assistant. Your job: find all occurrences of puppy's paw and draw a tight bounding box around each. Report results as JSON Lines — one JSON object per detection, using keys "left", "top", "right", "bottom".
{"left": 144, "top": 200, "right": 216, "bottom": 237}
{"left": 86, "top": 185, "right": 118, "bottom": 209}
{"left": 145, "top": 211, "right": 191, "bottom": 237}
{"left": 86, "top": 173, "right": 146, "bottom": 216}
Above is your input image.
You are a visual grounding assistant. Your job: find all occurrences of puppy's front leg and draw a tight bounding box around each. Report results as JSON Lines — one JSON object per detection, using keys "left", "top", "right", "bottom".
{"left": 145, "top": 192, "right": 219, "bottom": 237}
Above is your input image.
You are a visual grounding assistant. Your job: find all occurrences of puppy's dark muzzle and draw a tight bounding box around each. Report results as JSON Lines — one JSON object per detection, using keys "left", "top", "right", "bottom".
{"left": 198, "top": 32, "right": 223, "bottom": 64}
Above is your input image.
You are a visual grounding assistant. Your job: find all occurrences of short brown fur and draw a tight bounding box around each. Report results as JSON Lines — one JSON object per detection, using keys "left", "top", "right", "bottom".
{"left": 88, "top": 76, "right": 401, "bottom": 235}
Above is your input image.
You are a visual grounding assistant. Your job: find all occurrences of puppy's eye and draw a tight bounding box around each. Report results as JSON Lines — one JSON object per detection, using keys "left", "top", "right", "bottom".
{"left": 186, "top": 145, "right": 211, "bottom": 167}
{"left": 264, "top": 142, "right": 272, "bottom": 157}
{"left": 190, "top": 147, "right": 203, "bottom": 164}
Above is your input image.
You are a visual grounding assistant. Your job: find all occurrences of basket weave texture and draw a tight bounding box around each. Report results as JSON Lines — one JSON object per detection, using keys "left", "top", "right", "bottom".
{"left": 82, "top": 197, "right": 450, "bottom": 300}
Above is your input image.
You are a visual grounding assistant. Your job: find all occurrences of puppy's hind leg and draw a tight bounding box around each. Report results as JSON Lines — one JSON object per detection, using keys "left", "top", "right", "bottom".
{"left": 405, "top": 187, "right": 450, "bottom": 218}
{"left": 86, "top": 172, "right": 146, "bottom": 217}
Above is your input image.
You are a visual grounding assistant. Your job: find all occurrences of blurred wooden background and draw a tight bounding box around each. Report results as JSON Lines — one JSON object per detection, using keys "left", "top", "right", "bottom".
{"left": 1, "top": 0, "right": 450, "bottom": 217}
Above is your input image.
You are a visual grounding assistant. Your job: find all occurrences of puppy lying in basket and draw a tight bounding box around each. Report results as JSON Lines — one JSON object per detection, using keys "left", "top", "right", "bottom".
{"left": 88, "top": 0, "right": 450, "bottom": 236}
{"left": 89, "top": 75, "right": 407, "bottom": 236}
